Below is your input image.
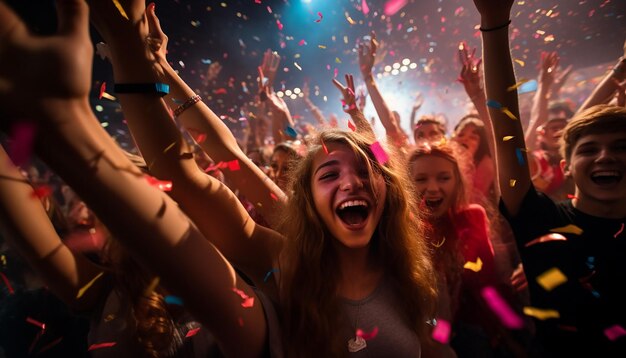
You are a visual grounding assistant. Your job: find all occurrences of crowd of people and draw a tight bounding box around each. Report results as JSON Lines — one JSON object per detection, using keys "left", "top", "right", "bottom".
{"left": 0, "top": 0, "right": 625, "bottom": 357}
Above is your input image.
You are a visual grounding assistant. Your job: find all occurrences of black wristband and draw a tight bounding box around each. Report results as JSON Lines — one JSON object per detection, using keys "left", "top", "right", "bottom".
{"left": 114, "top": 83, "right": 170, "bottom": 97}
{"left": 480, "top": 20, "right": 511, "bottom": 32}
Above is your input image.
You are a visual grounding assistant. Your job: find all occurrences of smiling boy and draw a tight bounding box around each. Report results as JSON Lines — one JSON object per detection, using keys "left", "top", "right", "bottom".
{"left": 474, "top": 0, "right": 626, "bottom": 355}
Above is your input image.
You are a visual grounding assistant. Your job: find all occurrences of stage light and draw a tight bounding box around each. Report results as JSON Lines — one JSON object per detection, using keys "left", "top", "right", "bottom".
{"left": 391, "top": 69, "right": 399, "bottom": 75}
{"left": 409, "top": 63, "right": 418, "bottom": 69}
{"left": 294, "top": 87, "right": 301, "bottom": 94}
{"left": 392, "top": 62, "right": 400, "bottom": 69}
{"left": 384, "top": 65, "right": 392, "bottom": 72}
{"left": 285, "top": 89, "right": 292, "bottom": 96}
{"left": 290, "top": 94, "right": 298, "bottom": 99}
{"left": 400, "top": 66, "right": 408, "bottom": 72}
{"left": 402, "top": 58, "right": 410, "bottom": 66}
{"left": 277, "top": 91, "right": 284, "bottom": 98}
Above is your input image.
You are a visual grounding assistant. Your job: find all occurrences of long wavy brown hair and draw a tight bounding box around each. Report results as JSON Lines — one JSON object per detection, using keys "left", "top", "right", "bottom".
{"left": 278, "top": 129, "right": 437, "bottom": 357}
{"left": 102, "top": 238, "right": 176, "bottom": 358}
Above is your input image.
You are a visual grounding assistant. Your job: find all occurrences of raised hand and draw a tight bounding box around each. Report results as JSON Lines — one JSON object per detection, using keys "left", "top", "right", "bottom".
{"left": 539, "top": 51, "right": 559, "bottom": 87}
{"left": 259, "top": 49, "right": 280, "bottom": 89}
{"left": 458, "top": 41, "right": 484, "bottom": 99}
{"left": 144, "top": 3, "right": 168, "bottom": 63}
{"left": 87, "top": 0, "right": 148, "bottom": 45}
{"left": 471, "top": 0, "right": 514, "bottom": 28}
{"left": 0, "top": 0, "right": 92, "bottom": 121}
{"left": 358, "top": 32, "right": 378, "bottom": 77}
{"left": 332, "top": 74, "right": 357, "bottom": 113}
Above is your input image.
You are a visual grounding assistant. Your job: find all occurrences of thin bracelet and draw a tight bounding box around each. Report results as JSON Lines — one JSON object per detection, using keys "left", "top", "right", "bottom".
{"left": 480, "top": 20, "right": 511, "bottom": 32}
{"left": 173, "top": 95, "right": 202, "bottom": 118}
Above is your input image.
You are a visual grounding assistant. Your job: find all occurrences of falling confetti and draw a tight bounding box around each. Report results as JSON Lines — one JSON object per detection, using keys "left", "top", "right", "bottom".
{"left": 536, "top": 267, "right": 567, "bottom": 291}
{"left": 76, "top": 271, "right": 105, "bottom": 299}
{"left": 0, "top": 272, "right": 15, "bottom": 294}
{"left": 276, "top": 20, "right": 283, "bottom": 30}
{"left": 347, "top": 120, "right": 356, "bottom": 132}
{"left": 26, "top": 317, "right": 46, "bottom": 330}
{"left": 165, "top": 295, "right": 184, "bottom": 306}
{"left": 463, "top": 257, "right": 483, "bottom": 272}
{"left": 315, "top": 12, "right": 323, "bottom": 23}
{"left": 604, "top": 325, "right": 626, "bottom": 341}
{"left": 111, "top": 0, "right": 129, "bottom": 20}
{"left": 384, "top": 0, "right": 408, "bottom": 16}
{"left": 481, "top": 286, "right": 524, "bottom": 329}
{"left": 263, "top": 268, "right": 279, "bottom": 282}
{"left": 525, "top": 233, "right": 568, "bottom": 247}
{"left": 186, "top": 327, "right": 201, "bottom": 338}
{"left": 523, "top": 307, "right": 560, "bottom": 320}
{"left": 550, "top": 224, "right": 583, "bottom": 235}
{"left": 88, "top": 342, "right": 117, "bottom": 351}
{"left": 356, "top": 326, "right": 379, "bottom": 340}
{"left": 362, "top": 0, "right": 370, "bottom": 15}
{"left": 232, "top": 287, "right": 255, "bottom": 308}
{"left": 614, "top": 223, "right": 624, "bottom": 238}
{"left": 431, "top": 318, "right": 451, "bottom": 344}
{"left": 144, "top": 276, "right": 160, "bottom": 296}
{"left": 370, "top": 142, "right": 389, "bottom": 165}
{"left": 285, "top": 126, "right": 298, "bottom": 138}
{"left": 144, "top": 175, "right": 173, "bottom": 192}
{"left": 503, "top": 136, "right": 515, "bottom": 141}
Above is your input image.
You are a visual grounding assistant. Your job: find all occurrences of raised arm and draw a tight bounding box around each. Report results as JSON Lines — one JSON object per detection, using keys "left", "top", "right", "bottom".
{"left": 0, "top": 2, "right": 268, "bottom": 355}
{"left": 472, "top": 0, "right": 528, "bottom": 215}
{"left": 0, "top": 146, "right": 105, "bottom": 310}
{"left": 457, "top": 41, "right": 496, "bottom": 159}
{"left": 525, "top": 52, "right": 559, "bottom": 148}
{"left": 88, "top": 1, "right": 283, "bottom": 279}
{"left": 358, "top": 32, "right": 409, "bottom": 147}
{"left": 140, "top": 5, "right": 285, "bottom": 222}
{"left": 332, "top": 74, "right": 375, "bottom": 139}
{"left": 577, "top": 40, "right": 626, "bottom": 113}
{"left": 409, "top": 93, "right": 424, "bottom": 134}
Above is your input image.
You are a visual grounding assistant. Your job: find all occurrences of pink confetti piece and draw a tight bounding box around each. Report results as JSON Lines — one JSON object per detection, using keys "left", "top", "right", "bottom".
{"left": 36, "top": 336, "right": 63, "bottom": 354}
{"left": 31, "top": 185, "right": 53, "bottom": 199}
{"left": 276, "top": 19, "right": 283, "bottom": 30}
{"left": 431, "top": 318, "right": 451, "bottom": 344}
{"left": 384, "top": 0, "right": 408, "bottom": 16}
{"left": 370, "top": 142, "right": 389, "bottom": 165}
{"left": 362, "top": 0, "right": 370, "bottom": 15}
{"left": 614, "top": 223, "right": 624, "bottom": 238}
{"left": 99, "top": 82, "right": 106, "bottom": 99}
{"left": 298, "top": 39, "right": 307, "bottom": 46}
{"left": 315, "top": 12, "right": 323, "bottom": 23}
{"left": 88, "top": 342, "right": 117, "bottom": 351}
{"left": 567, "top": 194, "right": 578, "bottom": 200}
{"left": 0, "top": 272, "right": 14, "bottom": 294}
{"left": 186, "top": 327, "right": 201, "bottom": 338}
{"left": 8, "top": 122, "right": 36, "bottom": 167}
{"left": 333, "top": 68, "right": 338, "bottom": 78}
{"left": 254, "top": 0, "right": 261, "bottom": 3}
{"left": 356, "top": 326, "right": 379, "bottom": 340}
{"left": 604, "top": 325, "right": 626, "bottom": 341}
{"left": 525, "top": 233, "right": 568, "bottom": 248}
{"left": 481, "top": 286, "right": 524, "bottom": 329}
{"left": 144, "top": 175, "right": 173, "bottom": 192}
{"left": 227, "top": 160, "right": 240, "bottom": 171}
{"left": 321, "top": 140, "right": 329, "bottom": 154}
{"left": 347, "top": 120, "right": 356, "bottom": 132}
{"left": 26, "top": 317, "right": 46, "bottom": 330}
{"left": 232, "top": 287, "right": 255, "bottom": 308}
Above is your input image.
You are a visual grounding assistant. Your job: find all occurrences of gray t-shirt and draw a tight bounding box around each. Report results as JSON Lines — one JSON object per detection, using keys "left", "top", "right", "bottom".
{"left": 340, "top": 280, "right": 421, "bottom": 357}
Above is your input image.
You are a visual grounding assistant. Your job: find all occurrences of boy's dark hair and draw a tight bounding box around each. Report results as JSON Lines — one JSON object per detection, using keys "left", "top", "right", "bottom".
{"left": 560, "top": 104, "right": 626, "bottom": 161}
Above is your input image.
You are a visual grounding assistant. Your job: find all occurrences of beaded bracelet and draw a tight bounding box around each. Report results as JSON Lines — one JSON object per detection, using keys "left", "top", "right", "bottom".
{"left": 114, "top": 83, "right": 169, "bottom": 97}
{"left": 480, "top": 20, "right": 511, "bottom": 32}
{"left": 173, "top": 95, "right": 202, "bottom": 118}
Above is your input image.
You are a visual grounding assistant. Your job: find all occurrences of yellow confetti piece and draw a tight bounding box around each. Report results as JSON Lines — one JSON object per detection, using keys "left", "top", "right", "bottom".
{"left": 503, "top": 136, "right": 515, "bottom": 141}
{"left": 502, "top": 107, "right": 518, "bottom": 120}
{"left": 143, "top": 276, "right": 160, "bottom": 296}
{"left": 432, "top": 237, "right": 446, "bottom": 248}
{"left": 318, "top": 45, "right": 327, "bottom": 49}
{"left": 550, "top": 224, "right": 583, "bottom": 235}
{"left": 335, "top": 57, "right": 342, "bottom": 64}
{"left": 294, "top": 62, "right": 302, "bottom": 71}
{"left": 162, "top": 141, "right": 177, "bottom": 154}
{"left": 536, "top": 267, "right": 567, "bottom": 291}
{"left": 463, "top": 257, "right": 483, "bottom": 272}
{"left": 111, "top": 0, "right": 129, "bottom": 20}
{"left": 523, "top": 306, "right": 560, "bottom": 320}
{"left": 1, "top": 254, "right": 6, "bottom": 266}
{"left": 101, "top": 92, "right": 117, "bottom": 101}
{"left": 507, "top": 79, "right": 529, "bottom": 91}
{"left": 514, "top": 59, "right": 525, "bottom": 67}
{"left": 509, "top": 179, "right": 517, "bottom": 187}
{"left": 346, "top": 15, "right": 356, "bottom": 25}
{"left": 77, "top": 272, "right": 104, "bottom": 299}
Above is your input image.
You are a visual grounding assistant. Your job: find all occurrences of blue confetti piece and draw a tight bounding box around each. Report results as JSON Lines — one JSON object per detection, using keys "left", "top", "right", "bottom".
{"left": 486, "top": 99, "right": 502, "bottom": 110}
{"left": 285, "top": 126, "right": 298, "bottom": 138}
{"left": 201, "top": 59, "right": 212, "bottom": 64}
{"left": 164, "top": 295, "right": 184, "bottom": 306}
{"left": 264, "top": 268, "right": 279, "bottom": 282}
{"left": 515, "top": 148, "right": 525, "bottom": 166}
{"left": 518, "top": 79, "right": 538, "bottom": 94}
